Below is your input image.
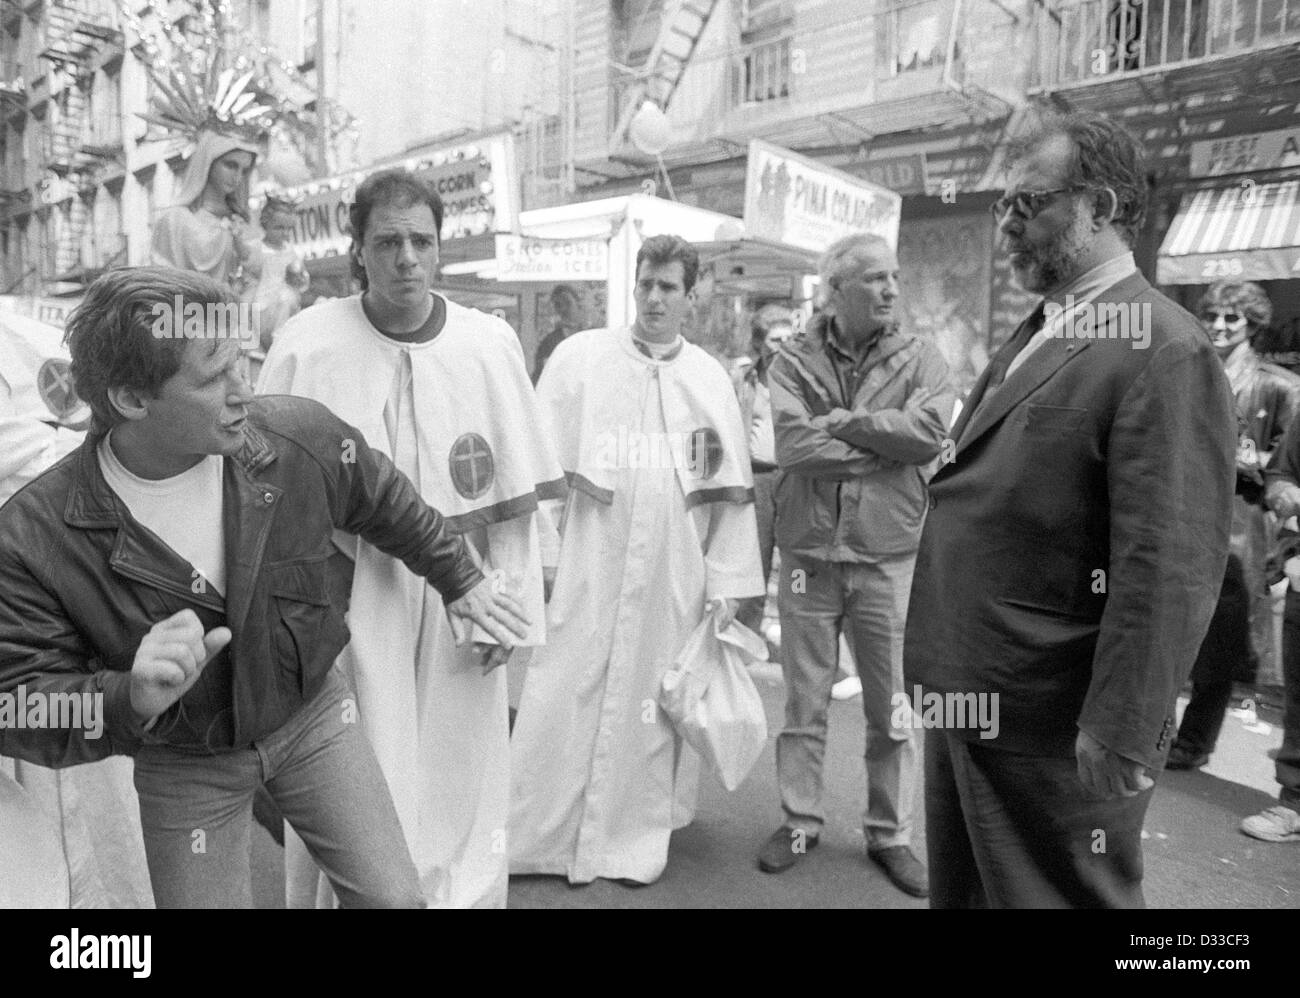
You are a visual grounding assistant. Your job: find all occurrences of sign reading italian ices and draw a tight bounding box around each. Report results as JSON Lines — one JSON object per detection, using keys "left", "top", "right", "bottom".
{"left": 494, "top": 235, "right": 609, "bottom": 282}
{"left": 254, "top": 132, "right": 519, "bottom": 259}
{"left": 0, "top": 295, "right": 77, "bottom": 327}
{"left": 744, "top": 138, "right": 901, "bottom": 253}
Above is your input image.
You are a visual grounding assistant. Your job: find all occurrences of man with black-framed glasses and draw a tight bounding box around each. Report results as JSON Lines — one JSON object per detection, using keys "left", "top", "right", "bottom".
{"left": 905, "top": 110, "right": 1236, "bottom": 908}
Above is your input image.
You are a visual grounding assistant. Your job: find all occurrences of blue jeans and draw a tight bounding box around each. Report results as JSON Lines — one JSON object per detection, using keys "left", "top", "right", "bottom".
{"left": 133, "top": 666, "right": 422, "bottom": 908}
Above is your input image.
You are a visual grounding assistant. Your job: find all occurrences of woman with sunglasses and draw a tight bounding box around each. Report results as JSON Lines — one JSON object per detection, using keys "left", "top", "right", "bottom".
{"left": 1168, "top": 281, "right": 1300, "bottom": 771}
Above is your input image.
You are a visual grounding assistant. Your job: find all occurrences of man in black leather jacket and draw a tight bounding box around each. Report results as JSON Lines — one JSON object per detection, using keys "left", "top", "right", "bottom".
{"left": 0, "top": 267, "right": 529, "bottom": 907}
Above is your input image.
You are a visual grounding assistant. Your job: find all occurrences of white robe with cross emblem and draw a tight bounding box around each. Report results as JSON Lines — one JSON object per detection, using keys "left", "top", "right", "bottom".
{"left": 259, "top": 294, "right": 563, "bottom": 908}
{"left": 509, "top": 328, "right": 764, "bottom": 885}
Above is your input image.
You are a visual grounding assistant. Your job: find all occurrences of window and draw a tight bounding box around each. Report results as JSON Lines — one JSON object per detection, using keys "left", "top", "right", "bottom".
{"left": 95, "top": 185, "right": 122, "bottom": 264}
{"left": 734, "top": 0, "right": 793, "bottom": 105}
{"left": 877, "top": 0, "right": 955, "bottom": 77}
{"left": 300, "top": 0, "right": 319, "bottom": 69}
{"left": 617, "top": 0, "right": 665, "bottom": 68}
{"left": 91, "top": 69, "right": 123, "bottom": 147}
{"left": 740, "top": 0, "right": 792, "bottom": 35}
{"left": 734, "top": 36, "right": 791, "bottom": 103}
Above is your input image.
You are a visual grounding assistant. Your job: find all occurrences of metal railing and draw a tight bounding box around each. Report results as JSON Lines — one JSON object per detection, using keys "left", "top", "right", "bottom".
{"left": 729, "top": 35, "right": 794, "bottom": 107}
{"left": 1037, "top": 0, "right": 1300, "bottom": 87}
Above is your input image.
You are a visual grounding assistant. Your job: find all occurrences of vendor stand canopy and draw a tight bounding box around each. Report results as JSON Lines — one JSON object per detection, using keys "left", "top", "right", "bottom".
{"left": 1157, "top": 180, "right": 1300, "bottom": 285}
{"left": 693, "top": 237, "right": 819, "bottom": 300}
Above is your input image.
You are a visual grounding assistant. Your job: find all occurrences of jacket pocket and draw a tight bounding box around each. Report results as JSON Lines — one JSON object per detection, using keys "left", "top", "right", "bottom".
{"left": 774, "top": 472, "right": 837, "bottom": 554}
{"left": 1024, "top": 404, "right": 1089, "bottom": 436}
{"left": 853, "top": 466, "right": 927, "bottom": 554}
{"left": 267, "top": 559, "right": 332, "bottom": 697}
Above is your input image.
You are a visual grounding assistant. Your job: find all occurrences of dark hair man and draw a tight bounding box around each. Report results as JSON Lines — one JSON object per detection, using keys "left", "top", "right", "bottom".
{"left": 532, "top": 283, "right": 587, "bottom": 383}
{"left": 509, "top": 233, "right": 764, "bottom": 886}
{"left": 905, "top": 110, "right": 1235, "bottom": 907}
{"left": 260, "top": 167, "right": 564, "bottom": 908}
{"left": 0, "top": 266, "right": 528, "bottom": 908}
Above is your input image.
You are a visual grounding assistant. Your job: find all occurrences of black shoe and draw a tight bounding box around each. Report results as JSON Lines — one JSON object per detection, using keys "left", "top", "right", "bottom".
{"left": 868, "top": 845, "right": 929, "bottom": 898}
{"left": 757, "top": 825, "right": 818, "bottom": 873}
{"left": 1166, "top": 743, "right": 1209, "bottom": 770}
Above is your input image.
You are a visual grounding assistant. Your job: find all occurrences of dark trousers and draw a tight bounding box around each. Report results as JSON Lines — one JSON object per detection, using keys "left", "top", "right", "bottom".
{"left": 1278, "top": 593, "right": 1300, "bottom": 809}
{"left": 926, "top": 728, "right": 1152, "bottom": 909}
{"left": 1174, "top": 554, "right": 1250, "bottom": 758}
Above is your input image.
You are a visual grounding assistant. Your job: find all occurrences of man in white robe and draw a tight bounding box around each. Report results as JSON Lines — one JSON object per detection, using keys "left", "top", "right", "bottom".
{"left": 0, "top": 308, "right": 153, "bottom": 908}
{"left": 259, "top": 169, "right": 563, "bottom": 908}
{"left": 509, "top": 234, "right": 764, "bottom": 886}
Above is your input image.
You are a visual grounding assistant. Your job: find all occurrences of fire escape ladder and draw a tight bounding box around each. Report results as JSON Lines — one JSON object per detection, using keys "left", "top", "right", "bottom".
{"left": 611, "top": 0, "right": 720, "bottom": 151}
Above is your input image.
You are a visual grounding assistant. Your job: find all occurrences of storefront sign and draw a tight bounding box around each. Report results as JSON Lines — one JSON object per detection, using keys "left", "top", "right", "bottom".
{"left": 854, "top": 152, "right": 929, "bottom": 196}
{"left": 254, "top": 132, "right": 518, "bottom": 260}
{"left": 494, "top": 235, "right": 608, "bottom": 282}
{"left": 0, "top": 294, "right": 78, "bottom": 327}
{"left": 1189, "top": 128, "right": 1300, "bottom": 178}
{"left": 744, "top": 139, "right": 901, "bottom": 253}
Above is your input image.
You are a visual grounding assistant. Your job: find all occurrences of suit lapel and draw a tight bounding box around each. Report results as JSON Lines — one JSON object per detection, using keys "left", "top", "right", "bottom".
{"left": 954, "top": 336, "right": 1091, "bottom": 457}
{"left": 947, "top": 309, "right": 1040, "bottom": 449}
{"left": 948, "top": 356, "right": 999, "bottom": 447}
{"left": 950, "top": 272, "right": 1151, "bottom": 461}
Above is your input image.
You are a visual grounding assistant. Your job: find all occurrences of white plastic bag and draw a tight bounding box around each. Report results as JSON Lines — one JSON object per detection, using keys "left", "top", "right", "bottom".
{"left": 659, "top": 607, "right": 769, "bottom": 791}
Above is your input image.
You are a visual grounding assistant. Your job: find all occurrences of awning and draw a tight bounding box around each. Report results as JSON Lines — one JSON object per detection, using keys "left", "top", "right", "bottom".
{"left": 694, "top": 237, "right": 820, "bottom": 299}
{"left": 1157, "top": 180, "right": 1300, "bottom": 285}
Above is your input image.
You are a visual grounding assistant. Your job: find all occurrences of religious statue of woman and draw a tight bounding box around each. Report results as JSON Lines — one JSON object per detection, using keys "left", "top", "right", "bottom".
{"left": 151, "top": 130, "right": 263, "bottom": 294}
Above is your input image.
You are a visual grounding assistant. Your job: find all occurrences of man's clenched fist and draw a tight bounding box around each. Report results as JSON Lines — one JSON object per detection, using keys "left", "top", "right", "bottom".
{"left": 130, "top": 610, "right": 231, "bottom": 724}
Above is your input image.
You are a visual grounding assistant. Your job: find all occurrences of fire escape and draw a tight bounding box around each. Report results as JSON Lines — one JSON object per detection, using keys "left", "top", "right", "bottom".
{"left": 1, "top": 0, "right": 31, "bottom": 290}
{"left": 608, "top": 0, "right": 720, "bottom": 161}
{"left": 37, "top": 0, "right": 124, "bottom": 288}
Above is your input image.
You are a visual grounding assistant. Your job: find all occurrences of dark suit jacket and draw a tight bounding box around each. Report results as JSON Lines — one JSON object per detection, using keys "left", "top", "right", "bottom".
{"left": 904, "top": 271, "right": 1235, "bottom": 768}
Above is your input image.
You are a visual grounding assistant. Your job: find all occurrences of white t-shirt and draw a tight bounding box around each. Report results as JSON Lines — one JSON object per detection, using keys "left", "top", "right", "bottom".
{"left": 97, "top": 435, "right": 226, "bottom": 597}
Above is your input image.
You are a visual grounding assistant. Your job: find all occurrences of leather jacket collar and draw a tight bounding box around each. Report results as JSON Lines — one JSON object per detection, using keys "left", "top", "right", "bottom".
{"left": 62, "top": 424, "right": 277, "bottom": 529}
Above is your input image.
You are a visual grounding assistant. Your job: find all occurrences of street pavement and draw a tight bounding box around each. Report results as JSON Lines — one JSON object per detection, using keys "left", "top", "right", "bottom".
{"left": 506, "top": 667, "right": 1299, "bottom": 909}
{"left": 249, "top": 661, "right": 1298, "bottom": 910}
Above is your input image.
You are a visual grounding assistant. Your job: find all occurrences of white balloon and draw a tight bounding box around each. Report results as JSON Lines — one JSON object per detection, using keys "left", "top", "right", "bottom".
{"left": 629, "top": 101, "right": 671, "bottom": 156}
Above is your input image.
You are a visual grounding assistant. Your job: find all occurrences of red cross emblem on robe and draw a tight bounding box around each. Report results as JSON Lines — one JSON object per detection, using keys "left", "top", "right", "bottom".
{"left": 449, "top": 432, "right": 495, "bottom": 500}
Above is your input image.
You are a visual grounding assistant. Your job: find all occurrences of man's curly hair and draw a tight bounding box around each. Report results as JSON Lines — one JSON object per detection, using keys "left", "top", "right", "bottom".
{"left": 1007, "top": 108, "right": 1150, "bottom": 247}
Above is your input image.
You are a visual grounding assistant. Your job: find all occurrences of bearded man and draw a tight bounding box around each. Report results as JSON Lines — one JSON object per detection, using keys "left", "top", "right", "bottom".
{"left": 904, "top": 110, "right": 1235, "bottom": 908}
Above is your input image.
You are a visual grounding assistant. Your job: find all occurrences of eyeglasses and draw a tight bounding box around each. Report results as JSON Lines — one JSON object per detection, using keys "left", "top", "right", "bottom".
{"left": 989, "top": 185, "right": 1090, "bottom": 222}
{"left": 1201, "top": 310, "right": 1246, "bottom": 326}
